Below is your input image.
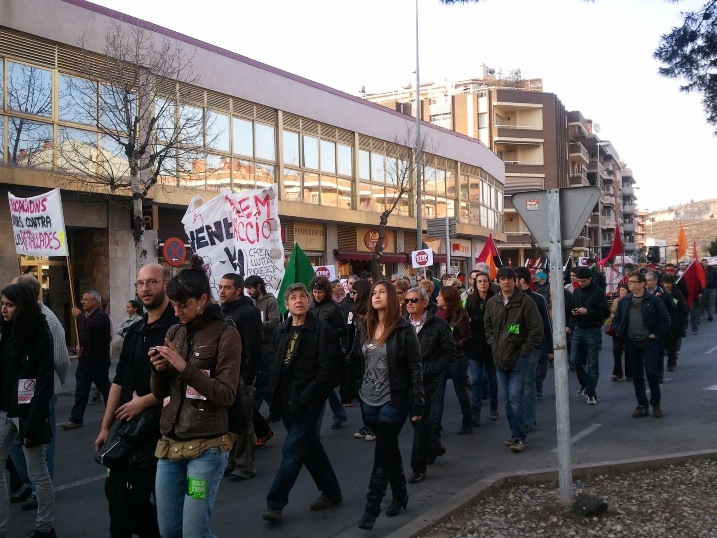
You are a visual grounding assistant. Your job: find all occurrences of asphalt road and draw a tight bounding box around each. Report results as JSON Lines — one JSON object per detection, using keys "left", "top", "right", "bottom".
{"left": 8, "top": 320, "right": 717, "bottom": 537}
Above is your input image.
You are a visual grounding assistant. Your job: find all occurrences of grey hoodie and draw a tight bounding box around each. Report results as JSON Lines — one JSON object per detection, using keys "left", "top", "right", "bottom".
{"left": 254, "top": 293, "right": 280, "bottom": 354}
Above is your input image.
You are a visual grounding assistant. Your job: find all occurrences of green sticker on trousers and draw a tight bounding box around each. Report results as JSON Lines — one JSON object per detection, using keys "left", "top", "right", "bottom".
{"left": 187, "top": 477, "right": 207, "bottom": 499}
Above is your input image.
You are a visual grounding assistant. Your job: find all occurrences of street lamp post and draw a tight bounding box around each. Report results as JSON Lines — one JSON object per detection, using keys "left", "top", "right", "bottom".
{"left": 415, "top": 0, "right": 423, "bottom": 251}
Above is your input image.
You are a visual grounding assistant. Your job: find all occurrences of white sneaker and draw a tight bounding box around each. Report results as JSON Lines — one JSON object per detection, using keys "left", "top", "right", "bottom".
{"left": 586, "top": 396, "right": 597, "bottom": 405}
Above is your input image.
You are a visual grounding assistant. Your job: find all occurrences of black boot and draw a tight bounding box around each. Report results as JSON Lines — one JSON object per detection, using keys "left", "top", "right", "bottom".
{"left": 358, "top": 468, "right": 388, "bottom": 530}
{"left": 385, "top": 465, "right": 408, "bottom": 517}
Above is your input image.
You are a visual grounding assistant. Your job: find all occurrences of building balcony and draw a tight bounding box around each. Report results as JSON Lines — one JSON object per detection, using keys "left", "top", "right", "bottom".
{"left": 603, "top": 194, "right": 616, "bottom": 206}
{"left": 623, "top": 222, "right": 635, "bottom": 233}
{"left": 590, "top": 214, "right": 606, "bottom": 228}
{"left": 604, "top": 219, "right": 616, "bottom": 229}
{"left": 504, "top": 232, "right": 533, "bottom": 247}
{"left": 574, "top": 236, "right": 591, "bottom": 249}
{"left": 495, "top": 126, "right": 544, "bottom": 141}
{"left": 622, "top": 185, "right": 634, "bottom": 196}
{"left": 623, "top": 204, "right": 636, "bottom": 214}
{"left": 624, "top": 242, "right": 636, "bottom": 251}
{"left": 569, "top": 172, "right": 589, "bottom": 187}
{"left": 569, "top": 142, "right": 589, "bottom": 164}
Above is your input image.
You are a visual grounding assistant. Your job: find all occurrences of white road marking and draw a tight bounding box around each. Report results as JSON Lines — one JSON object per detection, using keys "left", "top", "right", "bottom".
{"left": 550, "top": 423, "right": 602, "bottom": 453}
{"left": 55, "top": 474, "right": 105, "bottom": 491}
{"left": 706, "top": 344, "right": 717, "bottom": 354}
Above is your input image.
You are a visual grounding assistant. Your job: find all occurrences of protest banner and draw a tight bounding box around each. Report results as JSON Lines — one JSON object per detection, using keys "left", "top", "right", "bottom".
{"left": 313, "top": 265, "right": 337, "bottom": 281}
{"left": 182, "top": 185, "right": 284, "bottom": 297}
{"left": 9, "top": 189, "right": 68, "bottom": 256}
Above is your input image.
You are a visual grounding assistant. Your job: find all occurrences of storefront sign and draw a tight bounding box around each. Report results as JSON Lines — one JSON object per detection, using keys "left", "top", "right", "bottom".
{"left": 451, "top": 239, "right": 471, "bottom": 257}
{"left": 294, "top": 222, "right": 326, "bottom": 251}
{"left": 357, "top": 228, "right": 395, "bottom": 253}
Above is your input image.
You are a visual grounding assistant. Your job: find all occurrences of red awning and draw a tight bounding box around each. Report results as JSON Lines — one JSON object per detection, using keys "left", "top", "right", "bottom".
{"left": 335, "top": 250, "right": 409, "bottom": 263}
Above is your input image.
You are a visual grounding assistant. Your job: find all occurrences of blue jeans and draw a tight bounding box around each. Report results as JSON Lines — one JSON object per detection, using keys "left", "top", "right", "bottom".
{"left": 433, "top": 356, "right": 472, "bottom": 430}
{"left": 570, "top": 327, "right": 601, "bottom": 398}
{"left": 0, "top": 410, "right": 55, "bottom": 534}
{"left": 10, "top": 395, "right": 57, "bottom": 492}
{"left": 317, "top": 388, "right": 347, "bottom": 433}
{"left": 267, "top": 407, "right": 341, "bottom": 510}
{"left": 467, "top": 355, "right": 498, "bottom": 414}
{"left": 70, "top": 360, "right": 111, "bottom": 424}
{"left": 625, "top": 337, "right": 661, "bottom": 408}
{"left": 155, "top": 447, "right": 228, "bottom": 538}
{"left": 522, "top": 348, "right": 542, "bottom": 431}
{"left": 496, "top": 355, "right": 529, "bottom": 442}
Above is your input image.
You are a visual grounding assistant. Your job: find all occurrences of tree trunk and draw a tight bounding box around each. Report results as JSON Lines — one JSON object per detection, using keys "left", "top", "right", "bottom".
{"left": 131, "top": 174, "right": 146, "bottom": 278}
{"left": 371, "top": 212, "right": 389, "bottom": 281}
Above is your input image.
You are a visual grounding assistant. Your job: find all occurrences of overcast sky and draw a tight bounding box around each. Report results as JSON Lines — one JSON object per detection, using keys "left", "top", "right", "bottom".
{"left": 92, "top": 0, "right": 713, "bottom": 212}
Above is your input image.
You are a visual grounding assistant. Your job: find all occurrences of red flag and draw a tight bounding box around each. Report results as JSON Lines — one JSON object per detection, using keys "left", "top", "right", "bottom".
{"left": 598, "top": 224, "right": 624, "bottom": 266}
{"left": 693, "top": 241, "right": 699, "bottom": 260}
{"left": 476, "top": 234, "right": 499, "bottom": 263}
{"left": 679, "top": 259, "right": 707, "bottom": 309}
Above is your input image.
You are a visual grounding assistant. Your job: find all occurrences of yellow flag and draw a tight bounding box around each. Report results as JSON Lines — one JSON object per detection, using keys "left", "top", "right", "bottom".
{"left": 677, "top": 224, "right": 687, "bottom": 260}
{"left": 487, "top": 253, "right": 497, "bottom": 281}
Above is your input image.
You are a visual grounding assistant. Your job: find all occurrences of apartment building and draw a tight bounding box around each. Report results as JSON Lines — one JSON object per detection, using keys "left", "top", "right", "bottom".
{"left": 367, "top": 70, "right": 639, "bottom": 264}
{"left": 1, "top": 0, "right": 504, "bottom": 340}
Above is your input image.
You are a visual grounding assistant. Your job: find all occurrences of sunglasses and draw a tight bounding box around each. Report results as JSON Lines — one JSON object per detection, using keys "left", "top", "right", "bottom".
{"left": 404, "top": 297, "right": 422, "bottom": 304}
{"left": 349, "top": 290, "right": 357, "bottom": 295}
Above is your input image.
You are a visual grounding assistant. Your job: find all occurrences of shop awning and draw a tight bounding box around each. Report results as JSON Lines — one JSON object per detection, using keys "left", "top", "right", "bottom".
{"left": 335, "top": 250, "right": 410, "bottom": 263}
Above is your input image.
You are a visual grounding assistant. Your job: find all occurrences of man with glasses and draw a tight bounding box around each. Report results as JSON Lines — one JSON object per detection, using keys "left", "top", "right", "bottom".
{"left": 62, "top": 289, "right": 112, "bottom": 430}
{"left": 404, "top": 287, "right": 456, "bottom": 482}
{"left": 484, "top": 267, "right": 543, "bottom": 452}
{"left": 613, "top": 273, "right": 671, "bottom": 418}
{"left": 645, "top": 271, "right": 676, "bottom": 383}
{"left": 567, "top": 267, "right": 610, "bottom": 405}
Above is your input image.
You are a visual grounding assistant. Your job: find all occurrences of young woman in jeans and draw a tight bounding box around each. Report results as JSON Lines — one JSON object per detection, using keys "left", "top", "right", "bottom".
{"left": 356, "top": 281, "right": 423, "bottom": 531}
{"left": 150, "top": 256, "right": 241, "bottom": 538}
{"left": 0, "top": 283, "right": 56, "bottom": 538}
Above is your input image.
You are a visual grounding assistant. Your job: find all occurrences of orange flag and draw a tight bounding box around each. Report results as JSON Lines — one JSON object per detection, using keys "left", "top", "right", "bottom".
{"left": 677, "top": 224, "right": 687, "bottom": 260}
{"left": 486, "top": 252, "right": 498, "bottom": 280}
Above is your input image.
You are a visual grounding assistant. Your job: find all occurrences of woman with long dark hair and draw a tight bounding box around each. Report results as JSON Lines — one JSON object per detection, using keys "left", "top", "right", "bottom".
{"left": 344, "top": 279, "right": 373, "bottom": 436}
{"left": 0, "top": 283, "right": 56, "bottom": 537}
{"left": 150, "top": 256, "right": 242, "bottom": 537}
{"left": 356, "top": 281, "right": 423, "bottom": 531}
{"left": 465, "top": 271, "right": 500, "bottom": 424}
{"left": 432, "top": 285, "right": 473, "bottom": 436}
{"left": 609, "top": 282, "right": 631, "bottom": 381}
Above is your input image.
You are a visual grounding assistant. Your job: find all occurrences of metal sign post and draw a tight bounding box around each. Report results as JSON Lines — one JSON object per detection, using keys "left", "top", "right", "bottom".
{"left": 512, "top": 186, "right": 601, "bottom": 506}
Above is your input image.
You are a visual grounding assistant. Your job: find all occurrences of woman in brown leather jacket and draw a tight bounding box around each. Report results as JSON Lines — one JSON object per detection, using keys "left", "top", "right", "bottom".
{"left": 150, "top": 256, "right": 241, "bottom": 538}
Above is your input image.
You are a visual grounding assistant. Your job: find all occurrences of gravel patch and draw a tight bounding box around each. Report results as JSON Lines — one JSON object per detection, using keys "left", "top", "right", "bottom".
{"left": 415, "top": 459, "right": 717, "bottom": 537}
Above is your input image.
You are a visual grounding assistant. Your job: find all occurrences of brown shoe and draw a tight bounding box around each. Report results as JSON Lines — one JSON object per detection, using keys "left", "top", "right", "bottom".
{"left": 60, "top": 421, "right": 82, "bottom": 430}
{"left": 310, "top": 493, "right": 342, "bottom": 511}
{"left": 21, "top": 495, "right": 38, "bottom": 511}
{"left": 408, "top": 472, "right": 425, "bottom": 483}
{"left": 263, "top": 507, "right": 282, "bottom": 524}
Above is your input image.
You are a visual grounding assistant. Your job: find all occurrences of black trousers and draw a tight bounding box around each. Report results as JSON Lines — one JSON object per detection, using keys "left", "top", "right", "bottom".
{"left": 105, "top": 463, "right": 160, "bottom": 538}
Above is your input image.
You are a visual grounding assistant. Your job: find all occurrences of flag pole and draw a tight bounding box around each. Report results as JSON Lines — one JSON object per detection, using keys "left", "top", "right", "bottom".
{"left": 65, "top": 255, "right": 80, "bottom": 346}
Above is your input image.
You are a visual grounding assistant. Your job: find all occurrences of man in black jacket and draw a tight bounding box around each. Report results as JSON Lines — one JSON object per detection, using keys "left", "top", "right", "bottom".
{"left": 568, "top": 267, "right": 610, "bottom": 405}
{"left": 219, "top": 273, "right": 262, "bottom": 481}
{"left": 95, "top": 263, "right": 177, "bottom": 538}
{"left": 263, "top": 284, "right": 341, "bottom": 525}
{"left": 404, "top": 287, "right": 456, "bottom": 483}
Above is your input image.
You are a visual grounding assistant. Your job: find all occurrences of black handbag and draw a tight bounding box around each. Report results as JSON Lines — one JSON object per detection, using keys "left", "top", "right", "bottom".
{"left": 95, "top": 406, "right": 161, "bottom": 468}
{"left": 20, "top": 417, "right": 52, "bottom": 448}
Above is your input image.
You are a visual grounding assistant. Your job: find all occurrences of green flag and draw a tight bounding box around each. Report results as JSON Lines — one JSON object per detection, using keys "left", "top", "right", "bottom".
{"left": 277, "top": 243, "right": 316, "bottom": 314}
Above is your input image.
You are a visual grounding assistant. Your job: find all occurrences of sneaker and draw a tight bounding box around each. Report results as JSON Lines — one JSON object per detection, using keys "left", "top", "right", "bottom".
{"left": 255, "top": 430, "right": 274, "bottom": 449}
{"left": 21, "top": 495, "right": 38, "bottom": 511}
{"left": 586, "top": 396, "right": 597, "bottom": 405}
{"left": 576, "top": 386, "right": 586, "bottom": 396}
{"left": 653, "top": 406, "right": 663, "bottom": 418}
{"left": 364, "top": 426, "right": 376, "bottom": 442}
{"left": 60, "top": 421, "right": 82, "bottom": 430}
{"left": 509, "top": 440, "right": 524, "bottom": 452}
{"left": 504, "top": 439, "right": 517, "bottom": 447}
{"left": 354, "top": 426, "right": 368, "bottom": 439}
{"left": 632, "top": 406, "right": 649, "bottom": 418}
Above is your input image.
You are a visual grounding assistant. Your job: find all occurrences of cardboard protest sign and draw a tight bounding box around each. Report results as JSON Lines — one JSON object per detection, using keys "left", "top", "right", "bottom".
{"left": 9, "top": 189, "right": 68, "bottom": 256}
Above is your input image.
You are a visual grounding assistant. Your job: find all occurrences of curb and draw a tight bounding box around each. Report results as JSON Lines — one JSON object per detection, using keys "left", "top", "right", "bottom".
{"left": 387, "top": 448, "right": 717, "bottom": 538}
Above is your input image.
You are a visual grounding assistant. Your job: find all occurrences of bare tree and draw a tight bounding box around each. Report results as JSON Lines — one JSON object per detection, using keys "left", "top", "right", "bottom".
{"left": 368, "top": 126, "right": 431, "bottom": 279}
{"left": 55, "top": 22, "right": 213, "bottom": 274}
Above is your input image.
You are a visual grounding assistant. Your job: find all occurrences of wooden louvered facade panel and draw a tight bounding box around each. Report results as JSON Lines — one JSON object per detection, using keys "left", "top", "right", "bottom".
{"left": 336, "top": 226, "right": 357, "bottom": 250}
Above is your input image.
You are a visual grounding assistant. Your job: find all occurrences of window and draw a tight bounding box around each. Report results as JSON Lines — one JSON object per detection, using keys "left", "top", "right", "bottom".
{"left": 303, "top": 171, "right": 320, "bottom": 204}
{"left": 59, "top": 74, "right": 96, "bottom": 126}
{"left": 371, "top": 153, "right": 385, "bottom": 183}
{"left": 0, "top": 59, "right": 3, "bottom": 109}
{"left": 255, "top": 123, "right": 275, "bottom": 161}
{"left": 283, "top": 130, "right": 299, "bottom": 166}
{"left": 337, "top": 178, "right": 352, "bottom": 209}
{"left": 478, "top": 113, "right": 488, "bottom": 129}
{"left": 302, "top": 135, "right": 318, "bottom": 169}
{"left": 8, "top": 62, "right": 52, "bottom": 118}
{"left": 358, "top": 150, "right": 371, "bottom": 180}
{"left": 0, "top": 116, "right": 3, "bottom": 164}
{"left": 320, "top": 140, "right": 336, "bottom": 174}
{"left": 100, "top": 135, "right": 131, "bottom": 178}
{"left": 100, "top": 83, "right": 137, "bottom": 131}
{"left": 205, "top": 154, "right": 230, "bottom": 191}
{"left": 178, "top": 104, "right": 203, "bottom": 148}
{"left": 320, "top": 174, "right": 338, "bottom": 207}
{"left": 283, "top": 168, "right": 301, "bottom": 202}
{"left": 254, "top": 163, "right": 275, "bottom": 189}
{"left": 206, "top": 111, "right": 230, "bottom": 152}
{"left": 154, "top": 98, "right": 176, "bottom": 144}
{"left": 337, "top": 144, "right": 352, "bottom": 176}
{"left": 7, "top": 118, "right": 53, "bottom": 168}
{"left": 233, "top": 118, "right": 253, "bottom": 157}
{"left": 57, "top": 127, "right": 97, "bottom": 173}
